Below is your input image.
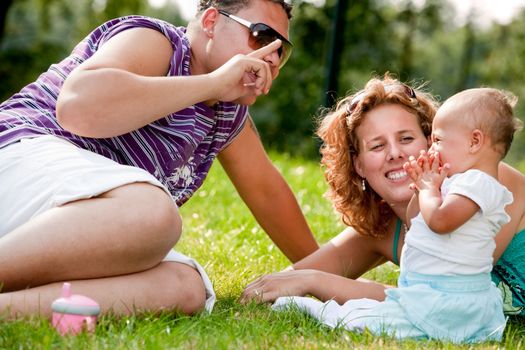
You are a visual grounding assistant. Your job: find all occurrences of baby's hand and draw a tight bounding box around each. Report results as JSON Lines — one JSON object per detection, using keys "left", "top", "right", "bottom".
{"left": 420, "top": 151, "right": 449, "bottom": 190}
{"left": 416, "top": 150, "right": 432, "bottom": 170}
{"left": 405, "top": 151, "right": 448, "bottom": 192}
{"left": 403, "top": 154, "right": 422, "bottom": 193}
{"left": 404, "top": 150, "right": 430, "bottom": 182}
{"left": 404, "top": 155, "right": 421, "bottom": 182}
{"left": 427, "top": 149, "right": 442, "bottom": 170}
{"left": 429, "top": 151, "right": 450, "bottom": 181}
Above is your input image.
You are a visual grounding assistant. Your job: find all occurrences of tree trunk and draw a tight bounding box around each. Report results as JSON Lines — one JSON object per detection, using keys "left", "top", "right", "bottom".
{"left": 324, "top": 0, "right": 349, "bottom": 108}
{"left": 455, "top": 19, "right": 475, "bottom": 91}
{"left": 0, "top": 0, "right": 14, "bottom": 45}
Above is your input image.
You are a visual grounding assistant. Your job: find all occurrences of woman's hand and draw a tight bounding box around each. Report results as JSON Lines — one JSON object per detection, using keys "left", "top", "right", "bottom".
{"left": 240, "top": 269, "right": 318, "bottom": 304}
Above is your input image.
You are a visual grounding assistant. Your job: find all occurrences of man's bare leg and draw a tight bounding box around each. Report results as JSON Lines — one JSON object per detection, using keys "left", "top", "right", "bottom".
{"left": 0, "top": 183, "right": 182, "bottom": 291}
{"left": 0, "top": 261, "right": 206, "bottom": 317}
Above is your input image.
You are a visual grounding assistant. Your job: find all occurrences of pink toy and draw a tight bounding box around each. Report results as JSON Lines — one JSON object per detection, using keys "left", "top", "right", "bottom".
{"left": 51, "top": 282, "right": 101, "bottom": 335}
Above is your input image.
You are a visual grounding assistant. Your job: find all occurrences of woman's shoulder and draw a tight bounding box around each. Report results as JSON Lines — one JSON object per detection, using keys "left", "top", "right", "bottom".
{"left": 499, "top": 163, "right": 525, "bottom": 193}
{"left": 498, "top": 163, "right": 525, "bottom": 221}
{"left": 495, "top": 163, "right": 525, "bottom": 256}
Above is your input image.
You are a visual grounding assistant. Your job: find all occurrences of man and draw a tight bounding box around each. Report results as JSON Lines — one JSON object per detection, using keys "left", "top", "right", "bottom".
{"left": 0, "top": 0, "right": 318, "bottom": 316}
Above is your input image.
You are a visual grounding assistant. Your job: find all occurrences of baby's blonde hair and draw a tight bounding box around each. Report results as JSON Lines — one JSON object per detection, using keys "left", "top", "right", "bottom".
{"left": 445, "top": 88, "right": 523, "bottom": 158}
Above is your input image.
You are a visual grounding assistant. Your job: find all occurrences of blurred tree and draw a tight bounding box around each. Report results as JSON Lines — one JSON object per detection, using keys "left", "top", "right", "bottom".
{"left": 0, "top": 0, "right": 14, "bottom": 44}
{"left": 252, "top": 0, "right": 451, "bottom": 156}
{"left": 250, "top": 0, "right": 333, "bottom": 156}
{"left": 103, "top": 0, "right": 144, "bottom": 20}
{"left": 454, "top": 18, "right": 475, "bottom": 92}
{"left": 0, "top": 0, "right": 183, "bottom": 100}
{"left": 474, "top": 10, "right": 525, "bottom": 164}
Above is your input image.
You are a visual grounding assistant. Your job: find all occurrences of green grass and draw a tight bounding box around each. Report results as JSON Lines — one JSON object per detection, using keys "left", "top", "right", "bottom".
{"left": 1, "top": 152, "right": 524, "bottom": 349}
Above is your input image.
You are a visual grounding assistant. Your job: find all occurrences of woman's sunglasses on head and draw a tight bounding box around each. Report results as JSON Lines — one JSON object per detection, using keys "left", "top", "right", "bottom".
{"left": 218, "top": 9, "right": 293, "bottom": 69}
{"left": 346, "top": 83, "right": 417, "bottom": 115}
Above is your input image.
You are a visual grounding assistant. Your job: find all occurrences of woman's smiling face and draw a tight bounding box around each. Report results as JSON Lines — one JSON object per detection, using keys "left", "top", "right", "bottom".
{"left": 353, "top": 104, "right": 430, "bottom": 206}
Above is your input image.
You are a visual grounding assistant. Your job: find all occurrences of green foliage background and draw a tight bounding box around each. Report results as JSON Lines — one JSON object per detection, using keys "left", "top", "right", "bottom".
{"left": 1, "top": 0, "right": 524, "bottom": 168}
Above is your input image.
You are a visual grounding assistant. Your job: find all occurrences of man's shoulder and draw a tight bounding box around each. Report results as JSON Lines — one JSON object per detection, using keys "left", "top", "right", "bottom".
{"left": 94, "top": 16, "right": 188, "bottom": 48}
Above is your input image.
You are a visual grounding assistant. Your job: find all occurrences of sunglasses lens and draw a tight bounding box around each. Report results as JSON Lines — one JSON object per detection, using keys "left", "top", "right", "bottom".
{"left": 279, "top": 41, "right": 292, "bottom": 68}
{"left": 250, "top": 23, "right": 292, "bottom": 68}
{"left": 405, "top": 85, "right": 416, "bottom": 98}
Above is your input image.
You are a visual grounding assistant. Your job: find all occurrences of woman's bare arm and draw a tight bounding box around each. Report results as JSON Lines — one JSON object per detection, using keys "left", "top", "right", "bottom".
{"left": 241, "top": 226, "right": 394, "bottom": 303}
{"left": 494, "top": 163, "right": 525, "bottom": 261}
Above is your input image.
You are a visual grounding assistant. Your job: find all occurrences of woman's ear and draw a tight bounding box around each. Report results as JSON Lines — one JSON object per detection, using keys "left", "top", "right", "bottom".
{"left": 469, "top": 129, "right": 484, "bottom": 153}
{"left": 353, "top": 155, "right": 365, "bottom": 178}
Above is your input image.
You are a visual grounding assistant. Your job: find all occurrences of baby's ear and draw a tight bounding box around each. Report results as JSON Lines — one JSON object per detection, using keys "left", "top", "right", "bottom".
{"left": 469, "top": 129, "right": 484, "bottom": 153}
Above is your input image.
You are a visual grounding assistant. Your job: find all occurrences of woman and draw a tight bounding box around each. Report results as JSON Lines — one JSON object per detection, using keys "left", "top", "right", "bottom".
{"left": 242, "top": 75, "right": 525, "bottom": 316}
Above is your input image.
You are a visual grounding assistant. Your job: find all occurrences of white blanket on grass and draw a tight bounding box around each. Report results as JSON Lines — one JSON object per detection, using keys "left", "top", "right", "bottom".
{"left": 272, "top": 296, "right": 380, "bottom": 330}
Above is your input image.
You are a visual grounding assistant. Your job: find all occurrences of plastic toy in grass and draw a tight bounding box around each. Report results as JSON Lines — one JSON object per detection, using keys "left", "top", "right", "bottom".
{"left": 51, "top": 282, "right": 101, "bottom": 335}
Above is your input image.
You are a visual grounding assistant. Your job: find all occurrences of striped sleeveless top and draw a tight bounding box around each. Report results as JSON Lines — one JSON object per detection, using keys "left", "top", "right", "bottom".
{"left": 0, "top": 16, "right": 248, "bottom": 206}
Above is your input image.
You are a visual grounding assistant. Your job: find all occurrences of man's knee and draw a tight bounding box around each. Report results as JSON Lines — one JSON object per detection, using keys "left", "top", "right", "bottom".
{"left": 143, "top": 186, "right": 182, "bottom": 247}
{"left": 106, "top": 183, "right": 182, "bottom": 252}
{"left": 163, "top": 262, "right": 207, "bottom": 315}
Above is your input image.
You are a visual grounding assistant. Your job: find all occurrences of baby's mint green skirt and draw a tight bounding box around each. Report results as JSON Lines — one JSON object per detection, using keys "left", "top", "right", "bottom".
{"left": 367, "top": 271, "right": 506, "bottom": 343}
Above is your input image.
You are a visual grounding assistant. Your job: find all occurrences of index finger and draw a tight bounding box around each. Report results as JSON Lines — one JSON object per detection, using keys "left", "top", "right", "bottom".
{"left": 247, "top": 39, "right": 282, "bottom": 60}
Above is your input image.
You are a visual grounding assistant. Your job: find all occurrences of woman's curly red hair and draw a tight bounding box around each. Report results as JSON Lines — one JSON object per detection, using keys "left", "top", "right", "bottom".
{"left": 317, "top": 74, "right": 438, "bottom": 238}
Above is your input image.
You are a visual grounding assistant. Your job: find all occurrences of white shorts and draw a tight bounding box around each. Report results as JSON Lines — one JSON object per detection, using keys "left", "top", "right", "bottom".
{"left": 0, "top": 135, "right": 215, "bottom": 312}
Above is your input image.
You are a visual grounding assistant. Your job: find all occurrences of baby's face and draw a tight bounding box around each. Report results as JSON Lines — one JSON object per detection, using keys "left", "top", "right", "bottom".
{"left": 430, "top": 112, "right": 472, "bottom": 175}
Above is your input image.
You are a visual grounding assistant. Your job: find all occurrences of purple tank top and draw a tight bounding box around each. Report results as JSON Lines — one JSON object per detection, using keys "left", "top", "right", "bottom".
{"left": 0, "top": 16, "right": 248, "bottom": 206}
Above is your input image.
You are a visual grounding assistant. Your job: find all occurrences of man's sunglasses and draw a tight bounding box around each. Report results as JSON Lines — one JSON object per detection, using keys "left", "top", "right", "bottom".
{"left": 218, "top": 9, "right": 293, "bottom": 69}
{"left": 346, "top": 83, "right": 417, "bottom": 115}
